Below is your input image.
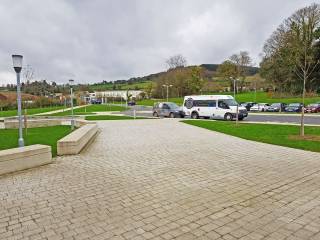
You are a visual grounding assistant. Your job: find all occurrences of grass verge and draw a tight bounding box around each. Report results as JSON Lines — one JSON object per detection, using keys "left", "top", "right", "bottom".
{"left": 182, "top": 120, "right": 320, "bottom": 153}
{"left": 85, "top": 115, "right": 146, "bottom": 120}
{"left": 0, "top": 126, "right": 72, "bottom": 156}
{"left": 48, "top": 104, "right": 128, "bottom": 116}
{"left": 0, "top": 106, "right": 65, "bottom": 117}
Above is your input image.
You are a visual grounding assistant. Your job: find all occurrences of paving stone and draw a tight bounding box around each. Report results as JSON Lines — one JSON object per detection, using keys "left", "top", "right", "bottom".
{"left": 1, "top": 119, "right": 320, "bottom": 240}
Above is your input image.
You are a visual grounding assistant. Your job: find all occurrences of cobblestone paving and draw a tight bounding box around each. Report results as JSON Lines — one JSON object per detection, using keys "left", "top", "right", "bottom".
{"left": 1, "top": 119, "right": 320, "bottom": 240}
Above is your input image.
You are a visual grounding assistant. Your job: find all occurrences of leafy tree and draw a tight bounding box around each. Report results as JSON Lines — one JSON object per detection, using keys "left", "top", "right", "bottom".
{"left": 260, "top": 3, "right": 320, "bottom": 136}
{"left": 260, "top": 3, "right": 320, "bottom": 94}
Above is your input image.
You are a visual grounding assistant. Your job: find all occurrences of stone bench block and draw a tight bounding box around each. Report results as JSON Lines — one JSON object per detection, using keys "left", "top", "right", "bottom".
{"left": 57, "top": 124, "right": 98, "bottom": 155}
{"left": 0, "top": 144, "right": 52, "bottom": 175}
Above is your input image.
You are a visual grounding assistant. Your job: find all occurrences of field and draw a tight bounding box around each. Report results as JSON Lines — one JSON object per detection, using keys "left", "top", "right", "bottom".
{"left": 0, "top": 106, "right": 64, "bottom": 118}
{"left": 47, "top": 104, "right": 128, "bottom": 116}
{"left": 182, "top": 120, "right": 320, "bottom": 153}
{"left": 0, "top": 126, "right": 72, "bottom": 156}
{"left": 136, "top": 92, "right": 320, "bottom": 106}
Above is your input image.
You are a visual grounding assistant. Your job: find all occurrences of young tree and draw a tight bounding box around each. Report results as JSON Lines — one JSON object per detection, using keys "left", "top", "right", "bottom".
{"left": 145, "top": 82, "right": 153, "bottom": 99}
{"left": 290, "top": 5, "right": 320, "bottom": 136}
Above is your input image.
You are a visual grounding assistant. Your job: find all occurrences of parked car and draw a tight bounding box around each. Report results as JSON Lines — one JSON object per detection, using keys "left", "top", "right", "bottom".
{"left": 304, "top": 103, "right": 320, "bottom": 113}
{"left": 250, "top": 103, "right": 270, "bottom": 112}
{"left": 240, "top": 102, "right": 257, "bottom": 111}
{"left": 91, "top": 99, "right": 102, "bottom": 104}
{"left": 182, "top": 95, "right": 248, "bottom": 120}
{"left": 128, "top": 101, "right": 136, "bottom": 106}
{"left": 285, "top": 103, "right": 303, "bottom": 112}
{"left": 266, "top": 103, "right": 287, "bottom": 112}
{"left": 153, "top": 102, "right": 185, "bottom": 118}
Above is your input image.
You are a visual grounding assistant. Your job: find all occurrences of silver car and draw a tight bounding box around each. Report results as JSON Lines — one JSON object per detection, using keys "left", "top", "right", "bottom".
{"left": 153, "top": 102, "right": 185, "bottom": 118}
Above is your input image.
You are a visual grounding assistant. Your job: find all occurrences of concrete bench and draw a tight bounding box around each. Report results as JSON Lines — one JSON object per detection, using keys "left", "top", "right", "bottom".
{"left": 57, "top": 124, "right": 98, "bottom": 155}
{"left": 0, "top": 144, "right": 52, "bottom": 175}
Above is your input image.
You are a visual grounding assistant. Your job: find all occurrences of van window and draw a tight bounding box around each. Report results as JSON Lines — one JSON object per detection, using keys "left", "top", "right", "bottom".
{"left": 193, "top": 100, "right": 216, "bottom": 107}
{"left": 218, "top": 100, "right": 229, "bottom": 109}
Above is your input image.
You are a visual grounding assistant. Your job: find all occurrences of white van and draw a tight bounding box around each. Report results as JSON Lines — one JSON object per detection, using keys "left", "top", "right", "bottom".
{"left": 182, "top": 95, "right": 248, "bottom": 120}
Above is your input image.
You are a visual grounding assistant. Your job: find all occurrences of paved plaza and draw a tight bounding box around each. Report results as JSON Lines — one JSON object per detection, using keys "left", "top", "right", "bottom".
{"left": 1, "top": 119, "right": 320, "bottom": 240}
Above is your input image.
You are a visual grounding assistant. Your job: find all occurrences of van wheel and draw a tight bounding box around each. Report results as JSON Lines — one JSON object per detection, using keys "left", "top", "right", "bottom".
{"left": 153, "top": 112, "right": 159, "bottom": 117}
{"left": 224, "top": 113, "right": 233, "bottom": 121}
{"left": 191, "top": 112, "right": 199, "bottom": 119}
{"left": 169, "top": 113, "right": 175, "bottom": 118}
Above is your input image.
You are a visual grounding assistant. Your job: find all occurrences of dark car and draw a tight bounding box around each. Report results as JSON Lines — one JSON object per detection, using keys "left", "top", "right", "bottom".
{"left": 128, "top": 101, "right": 136, "bottom": 106}
{"left": 153, "top": 102, "right": 185, "bottom": 118}
{"left": 304, "top": 103, "right": 320, "bottom": 113}
{"left": 285, "top": 103, "right": 303, "bottom": 112}
{"left": 240, "top": 102, "right": 257, "bottom": 111}
{"left": 267, "top": 103, "right": 287, "bottom": 112}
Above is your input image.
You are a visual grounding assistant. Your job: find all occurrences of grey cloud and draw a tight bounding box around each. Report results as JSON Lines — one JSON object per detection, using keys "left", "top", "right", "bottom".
{"left": 0, "top": 0, "right": 316, "bottom": 84}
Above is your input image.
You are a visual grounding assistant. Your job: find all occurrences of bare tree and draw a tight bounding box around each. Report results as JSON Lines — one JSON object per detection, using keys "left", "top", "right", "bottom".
{"left": 166, "top": 54, "right": 187, "bottom": 69}
{"left": 23, "top": 65, "right": 34, "bottom": 84}
{"left": 228, "top": 51, "right": 253, "bottom": 92}
{"left": 229, "top": 51, "right": 252, "bottom": 77}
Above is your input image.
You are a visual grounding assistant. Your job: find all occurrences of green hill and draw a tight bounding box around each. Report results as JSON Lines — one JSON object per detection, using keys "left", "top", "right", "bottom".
{"left": 89, "top": 64, "right": 260, "bottom": 91}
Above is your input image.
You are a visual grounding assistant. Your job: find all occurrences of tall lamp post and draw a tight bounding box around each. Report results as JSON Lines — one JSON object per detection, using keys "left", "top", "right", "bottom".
{"left": 69, "top": 79, "right": 75, "bottom": 130}
{"left": 230, "top": 77, "right": 240, "bottom": 125}
{"left": 12, "top": 55, "right": 24, "bottom": 147}
{"left": 162, "top": 84, "right": 172, "bottom": 102}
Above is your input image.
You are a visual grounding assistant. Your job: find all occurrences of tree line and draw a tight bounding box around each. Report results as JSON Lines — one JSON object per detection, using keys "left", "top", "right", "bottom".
{"left": 260, "top": 3, "right": 320, "bottom": 94}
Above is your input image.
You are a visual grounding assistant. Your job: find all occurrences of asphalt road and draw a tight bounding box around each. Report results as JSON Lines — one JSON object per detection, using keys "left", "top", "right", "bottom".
{"left": 125, "top": 105, "right": 320, "bottom": 125}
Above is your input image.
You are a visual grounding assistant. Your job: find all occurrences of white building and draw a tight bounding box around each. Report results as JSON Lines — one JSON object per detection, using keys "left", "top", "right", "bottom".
{"left": 88, "top": 90, "right": 144, "bottom": 103}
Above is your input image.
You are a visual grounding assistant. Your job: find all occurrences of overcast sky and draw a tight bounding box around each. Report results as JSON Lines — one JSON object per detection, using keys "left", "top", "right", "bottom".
{"left": 0, "top": 0, "right": 316, "bottom": 85}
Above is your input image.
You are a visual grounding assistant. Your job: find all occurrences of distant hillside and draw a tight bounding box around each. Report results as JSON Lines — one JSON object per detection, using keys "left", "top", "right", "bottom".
{"left": 90, "top": 64, "right": 260, "bottom": 91}
{"left": 200, "top": 64, "right": 259, "bottom": 75}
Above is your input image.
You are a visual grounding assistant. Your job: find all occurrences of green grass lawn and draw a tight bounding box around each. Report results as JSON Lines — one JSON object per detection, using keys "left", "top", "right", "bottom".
{"left": 182, "top": 120, "right": 320, "bottom": 153}
{"left": 85, "top": 115, "right": 147, "bottom": 120}
{"left": 0, "top": 126, "right": 72, "bottom": 156}
{"left": 137, "top": 92, "right": 320, "bottom": 106}
{"left": 48, "top": 104, "right": 128, "bottom": 116}
{"left": 0, "top": 106, "right": 65, "bottom": 118}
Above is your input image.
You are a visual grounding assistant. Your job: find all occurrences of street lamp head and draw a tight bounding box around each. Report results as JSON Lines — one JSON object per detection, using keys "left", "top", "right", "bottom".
{"left": 69, "top": 79, "right": 75, "bottom": 86}
{"left": 169, "top": 85, "right": 173, "bottom": 87}
{"left": 12, "top": 55, "right": 23, "bottom": 73}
